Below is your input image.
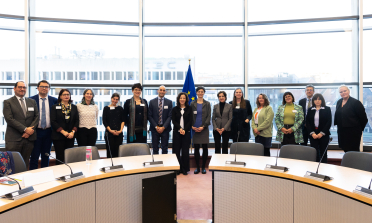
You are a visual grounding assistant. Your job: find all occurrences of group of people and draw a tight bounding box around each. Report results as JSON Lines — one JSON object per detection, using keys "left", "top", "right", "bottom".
{"left": 3, "top": 81, "right": 368, "bottom": 176}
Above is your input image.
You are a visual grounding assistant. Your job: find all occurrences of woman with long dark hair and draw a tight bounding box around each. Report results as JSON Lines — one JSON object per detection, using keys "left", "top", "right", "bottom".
{"left": 229, "top": 88, "right": 252, "bottom": 142}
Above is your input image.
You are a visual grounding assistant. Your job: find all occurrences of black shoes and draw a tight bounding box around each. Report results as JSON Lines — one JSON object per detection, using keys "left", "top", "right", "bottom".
{"left": 202, "top": 168, "right": 207, "bottom": 174}
{"left": 194, "top": 168, "right": 200, "bottom": 174}
{"left": 182, "top": 171, "right": 188, "bottom": 175}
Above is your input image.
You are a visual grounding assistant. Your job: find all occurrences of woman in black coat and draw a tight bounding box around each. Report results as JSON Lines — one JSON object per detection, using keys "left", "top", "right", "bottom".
{"left": 229, "top": 88, "right": 253, "bottom": 142}
{"left": 51, "top": 89, "right": 79, "bottom": 163}
{"left": 306, "top": 93, "right": 332, "bottom": 163}
{"left": 172, "top": 92, "right": 193, "bottom": 175}
{"left": 334, "top": 85, "right": 368, "bottom": 152}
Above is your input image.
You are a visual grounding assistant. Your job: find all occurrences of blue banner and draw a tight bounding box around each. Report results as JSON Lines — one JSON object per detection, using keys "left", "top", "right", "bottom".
{"left": 182, "top": 64, "right": 196, "bottom": 105}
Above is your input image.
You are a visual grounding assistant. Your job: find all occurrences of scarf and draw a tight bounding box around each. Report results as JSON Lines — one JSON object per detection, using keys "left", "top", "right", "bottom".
{"left": 0, "top": 151, "right": 15, "bottom": 175}
{"left": 129, "top": 97, "right": 147, "bottom": 142}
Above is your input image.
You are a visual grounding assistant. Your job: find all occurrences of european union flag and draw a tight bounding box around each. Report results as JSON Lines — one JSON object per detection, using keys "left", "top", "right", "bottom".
{"left": 182, "top": 64, "right": 196, "bottom": 105}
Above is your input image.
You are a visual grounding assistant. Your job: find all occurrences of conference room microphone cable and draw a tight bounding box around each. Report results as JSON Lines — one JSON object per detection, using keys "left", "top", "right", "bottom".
{"left": 304, "top": 137, "right": 333, "bottom": 181}
{"left": 225, "top": 131, "right": 246, "bottom": 166}
{"left": 264, "top": 138, "right": 289, "bottom": 172}
{"left": 143, "top": 130, "right": 164, "bottom": 167}
{"left": 45, "top": 153, "right": 84, "bottom": 181}
{"left": 99, "top": 132, "right": 124, "bottom": 173}
{"left": 0, "top": 173, "right": 36, "bottom": 200}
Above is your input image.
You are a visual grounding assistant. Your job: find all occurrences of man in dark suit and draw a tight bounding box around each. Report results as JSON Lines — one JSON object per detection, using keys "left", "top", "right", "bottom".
{"left": 298, "top": 84, "right": 315, "bottom": 146}
{"left": 29, "top": 80, "right": 58, "bottom": 170}
{"left": 148, "top": 85, "right": 173, "bottom": 154}
{"left": 3, "top": 81, "right": 39, "bottom": 169}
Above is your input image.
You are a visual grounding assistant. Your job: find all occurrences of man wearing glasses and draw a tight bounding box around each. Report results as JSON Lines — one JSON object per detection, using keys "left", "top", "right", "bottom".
{"left": 3, "top": 81, "right": 39, "bottom": 169}
{"left": 29, "top": 80, "right": 58, "bottom": 170}
{"left": 299, "top": 84, "right": 315, "bottom": 146}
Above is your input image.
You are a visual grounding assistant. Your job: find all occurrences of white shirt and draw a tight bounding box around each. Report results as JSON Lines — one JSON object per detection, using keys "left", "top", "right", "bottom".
{"left": 77, "top": 103, "right": 99, "bottom": 129}
{"left": 38, "top": 95, "right": 51, "bottom": 128}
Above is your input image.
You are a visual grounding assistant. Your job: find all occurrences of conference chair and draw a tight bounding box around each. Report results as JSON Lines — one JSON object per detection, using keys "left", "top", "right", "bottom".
{"left": 279, "top": 145, "right": 317, "bottom": 162}
{"left": 65, "top": 146, "right": 100, "bottom": 164}
{"left": 11, "top": 151, "right": 27, "bottom": 174}
{"left": 341, "top": 151, "right": 372, "bottom": 172}
{"left": 118, "top": 143, "right": 151, "bottom": 157}
{"left": 229, "top": 142, "right": 264, "bottom": 156}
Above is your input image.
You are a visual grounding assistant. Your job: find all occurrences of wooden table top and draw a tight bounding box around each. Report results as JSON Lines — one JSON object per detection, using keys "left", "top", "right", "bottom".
{"left": 209, "top": 154, "right": 372, "bottom": 205}
{"left": 0, "top": 154, "right": 179, "bottom": 212}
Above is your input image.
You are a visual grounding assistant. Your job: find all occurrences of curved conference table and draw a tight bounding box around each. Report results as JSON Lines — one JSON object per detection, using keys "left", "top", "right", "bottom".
{"left": 209, "top": 154, "right": 372, "bottom": 223}
{"left": 0, "top": 154, "right": 179, "bottom": 222}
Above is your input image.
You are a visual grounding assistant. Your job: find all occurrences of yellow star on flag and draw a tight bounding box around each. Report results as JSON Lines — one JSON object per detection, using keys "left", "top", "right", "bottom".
{"left": 191, "top": 97, "right": 195, "bottom": 101}
{"left": 188, "top": 91, "right": 190, "bottom": 95}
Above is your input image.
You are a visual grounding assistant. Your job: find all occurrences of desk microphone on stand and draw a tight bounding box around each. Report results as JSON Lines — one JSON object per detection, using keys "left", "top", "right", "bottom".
{"left": 45, "top": 153, "right": 84, "bottom": 182}
{"left": 354, "top": 178, "right": 372, "bottom": 199}
{"left": 0, "top": 173, "right": 36, "bottom": 200}
{"left": 225, "top": 131, "right": 246, "bottom": 166}
{"left": 304, "top": 137, "right": 333, "bottom": 181}
{"left": 100, "top": 132, "right": 124, "bottom": 173}
{"left": 265, "top": 142, "right": 289, "bottom": 172}
{"left": 143, "top": 130, "right": 164, "bottom": 167}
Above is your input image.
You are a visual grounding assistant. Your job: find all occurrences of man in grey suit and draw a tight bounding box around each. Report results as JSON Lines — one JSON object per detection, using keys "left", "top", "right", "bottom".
{"left": 148, "top": 85, "right": 173, "bottom": 154}
{"left": 3, "top": 81, "right": 39, "bottom": 169}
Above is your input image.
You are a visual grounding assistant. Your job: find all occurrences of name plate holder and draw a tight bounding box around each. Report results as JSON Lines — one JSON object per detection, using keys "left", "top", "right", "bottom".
{"left": 225, "top": 161, "right": 246, "bottom": 167}
{"left": 1, "top": 186, "right": 36, "bottom": 200}
{"left": 353, "top": 186, "right": 372, "bottom": 199}
{"left": 100, "top": 165, "right": 124, "bottom": 173}
{"left": 143, "top": 161, "right": 164, "bottom": 167}
{"left": 304, "top": 171, "right": 333, "bottom": 182}
{"left": 57, "top": 172, "right": 85, "bottom": 182}
{"left": 265, "top": 164, "right": 289, "bottom": 172}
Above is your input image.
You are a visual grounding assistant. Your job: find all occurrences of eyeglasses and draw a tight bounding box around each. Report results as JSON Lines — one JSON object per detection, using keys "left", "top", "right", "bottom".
{"left": 38, "top": 86, "right": 49, "bottom": 89}
{"left": 62, "top": 94, "right": 70, "bottom": 97}
{"left": 17, "top": 86, "right": 27, "bottom": 89}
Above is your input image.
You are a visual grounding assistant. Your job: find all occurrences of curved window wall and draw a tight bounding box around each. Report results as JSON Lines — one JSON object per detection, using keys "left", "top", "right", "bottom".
{"left": 0, "top": 1, "right": 371, "bottom": 148}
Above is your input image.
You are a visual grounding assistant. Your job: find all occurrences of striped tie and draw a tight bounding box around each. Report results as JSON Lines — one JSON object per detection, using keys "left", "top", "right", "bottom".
{"left": 41, "top": 98, "right": 46, "bottom": 129}
{"left": 20, "top": 98, "right": 27, "bottom": 117}
{"left": 158, "top": 99, "right": 163, "bottom": 125}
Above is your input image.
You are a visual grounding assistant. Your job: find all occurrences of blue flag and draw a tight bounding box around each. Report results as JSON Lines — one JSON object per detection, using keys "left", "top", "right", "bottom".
{"left": 182, "top": 64, "right": 196, "bottom": 105}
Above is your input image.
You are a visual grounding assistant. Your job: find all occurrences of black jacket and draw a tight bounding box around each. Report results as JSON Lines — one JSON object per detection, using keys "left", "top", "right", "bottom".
{"left": 229, "top": 100, "right": 252, "bottom": 141}
{"left": 50, "top": 103, "right": 79, "bottom": 140}
{"left": 334, "top": 97, "right": 368, "bottom": 130}
{"left": 306, "top": 106, "right": 332, "bottom": 136}
{"left": 171, "top": 106, "right": 193, "bottom": 132}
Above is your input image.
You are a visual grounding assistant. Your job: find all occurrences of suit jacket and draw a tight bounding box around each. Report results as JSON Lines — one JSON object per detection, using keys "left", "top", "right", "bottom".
{"left": 148, "top": 97, "right": 173, "bottom": 132}
{"left": 191, "top": 99, "right": 211, "bottom": 128}
{"left": 3, "top": 96, "right": 39, "bottom": 142}
{"left": 29, "top": 94, "right": 58, "bottom": 128}
{"left": 229, "top": 100, "right": 253, "bottom": 141}
{"left": 212, "top": 103, "right": 232, "bottom": 131}
{"left": 275, "top": 104, "right": 304, "bottom": 143}
{"left": 172, "top": 106, "right": 193, "bottom": 132}
{"left": 50, "top": 103, "right": 79, "bottom": 140}
{"left": 306, "top": 106, "right": 332, "bottom": 136}
{"left": 334, "top": 97, "right": 368, "bottom": 130}
{"left": 299, "top": 97, "right": 311, "bottom": 125}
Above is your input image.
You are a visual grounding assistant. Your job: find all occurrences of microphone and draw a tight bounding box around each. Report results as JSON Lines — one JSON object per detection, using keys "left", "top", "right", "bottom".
{"left": 265, "top": 142, "right": 289, "bottom": 172}
{"left": 143, "top": 130, "right": 164, "bottom": 167}
{"left": 304, "top": 137, "right": 333, "bottom": 181}
{"left": 45, "top": 153, "right": 84, "bottom": 182}
{"left": 99, "top": 132, "right": 124, "bottom": 173}
{"left": 353, "top": 178, "right": 372, "bottom": 199}
{"left": 225, "top": 131, "right": 246, "bottom": 166}
{"left": 0, "top": 173, "right": 36, "bottom": 200}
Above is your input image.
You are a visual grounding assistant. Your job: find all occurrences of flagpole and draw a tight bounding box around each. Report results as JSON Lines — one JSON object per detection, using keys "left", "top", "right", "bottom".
{"left": 189, "top": 59, "right": 191, "bottom": 65}
{"left": 188, "top": 58, "right": 193, "bottom": 155}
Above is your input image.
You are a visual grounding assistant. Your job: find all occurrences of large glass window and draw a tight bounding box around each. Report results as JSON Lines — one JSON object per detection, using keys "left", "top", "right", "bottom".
{"left": 363, "top": 87, "right": 372, "bottom": 144}
{"left": 31, "top": 21, "right": 139, "bottom": 85}
{"left": 0, "top": 87, "right": 15, "bottom": 145}
{"left": 144, "top": 26, "right": 244, "bottom": 85}
{"left": 0, "top": 0, "right": 24, "bottom": 15}
{"left": 248, "top": 20, "right": 356, "bottom": 84}
{"left": 364, "top": 18, "right": 372, "bottom": 82}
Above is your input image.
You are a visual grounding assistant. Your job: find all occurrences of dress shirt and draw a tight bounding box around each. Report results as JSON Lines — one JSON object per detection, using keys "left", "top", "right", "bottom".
{"left": 158, "top": 97, "right": 164, "bottom": 125}
{"left": 180, "top": 108, "right": 185, "bottom": 129}
{"left": 38, "top": 95, "right": 51, "bottom": 128}
{"left": 310, "top": 107, "right": 325, "bottom": 135}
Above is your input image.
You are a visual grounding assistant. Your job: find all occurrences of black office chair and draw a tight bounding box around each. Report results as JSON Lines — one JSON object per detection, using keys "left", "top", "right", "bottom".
{"left": 229, "top": 142, "right": 264, "bottom": 156}
{"left": 65, "top": 146, "right": 100, "bottom": 164}
{"left": 279, "top": 145, "right": 317, "bottom": 162}
{"left": 341, "top": 151, "right": 372, "bottom": 172}
{"left": 118, "top": 143, "right": 151, "bottom": 157}
{"left": 10, "top": 151, "right": 27, "bottom": 174}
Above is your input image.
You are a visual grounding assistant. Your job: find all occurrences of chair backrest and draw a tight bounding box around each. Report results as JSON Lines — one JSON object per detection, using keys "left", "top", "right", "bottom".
{"left": 341, "top": 151, "right": 372, "bottom": 172}
{"left": 65, "top": 146, "right": 100, "bottom": 164}
{"left": 229, "top": 142, "right": 264, "bottom": 156}
{"left": 11, "top": 152, "right": 27, "bottom": 174}
{"left": 119, "top": 143, "right": 151, "bottom": 157}
{"left": 279, "top": 145, "right": 317, "bottom": 162}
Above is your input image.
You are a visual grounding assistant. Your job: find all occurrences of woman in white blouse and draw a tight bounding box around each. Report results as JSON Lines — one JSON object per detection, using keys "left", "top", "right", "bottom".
{"left": 76, "top": 89, "right": 99, "bottom": 146}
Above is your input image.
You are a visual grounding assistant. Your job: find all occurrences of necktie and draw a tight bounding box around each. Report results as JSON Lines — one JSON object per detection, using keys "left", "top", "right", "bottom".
{"left": 41, "top": 98, "right": 46, "bottom": 129}
{"left": 307, "top": 99, "right": 311, "bottom": 114}
{"left": 180, "top": 108, "right": 184, "bottom": 129}
{"left": 158, "top": 98, "right": 163, "bottom": 125}
{"left": 20, "top": 98, "right": 27, "bottom": 117}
